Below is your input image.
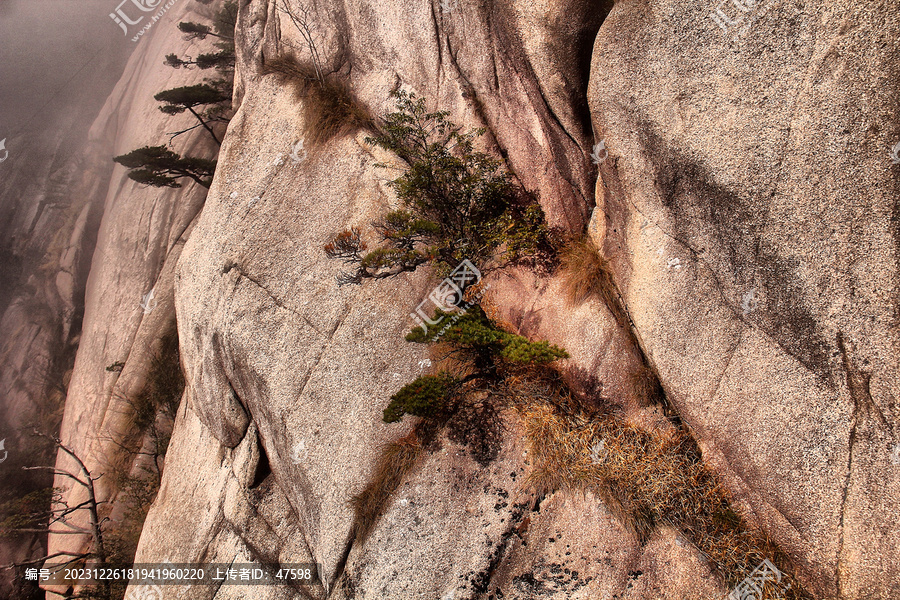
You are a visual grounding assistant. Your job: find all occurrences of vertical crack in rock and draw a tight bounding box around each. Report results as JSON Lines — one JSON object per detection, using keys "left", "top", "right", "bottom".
{"left": 430, "top": 0, "right": 443, "bottom": 74}
{"left": 328, "top": 528, "right": 356, "bottom": 598}
{"left": 469, "top": 494, "right": 544, "bottom": 598}
{"left": 444, "top": 2, "right": 602, "bottom": 231}
{"left": 838, "top": 333, "right": 892, "bottom": 433}
{"left": 710, "top": 330, "right": 744, "bottom": 402}
{"left": 835, "top": 332, "right": 891, "bottom": 597}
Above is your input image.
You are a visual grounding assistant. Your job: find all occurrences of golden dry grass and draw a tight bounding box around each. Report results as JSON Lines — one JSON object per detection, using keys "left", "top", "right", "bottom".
{"left": 559, "top": 237, "right": 613, "bottom": 305}
{"left": 262, "top": 53, "right": 371, "bottom": 146}
{"left": 558, "top": 237, "right": 631, "bottom": 332}
{"left": 629, "top": 363, "right": 665, "bottom": 407}
{"left": 517, "top": 398, "right": 807, "bottom": 598}
{"left": 302, "top": 79, "right": 371, "bottom": 146}
{"left": 262, "top": 54, "right": 319, "bottom": 91}
{"left": 349, "top": 429, "right": 423, "bottom": 544}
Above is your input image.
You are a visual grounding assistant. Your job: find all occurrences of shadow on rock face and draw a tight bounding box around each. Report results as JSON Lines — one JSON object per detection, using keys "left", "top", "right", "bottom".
{"left": 639, "top": 118, "right": 834, "bottom": 384}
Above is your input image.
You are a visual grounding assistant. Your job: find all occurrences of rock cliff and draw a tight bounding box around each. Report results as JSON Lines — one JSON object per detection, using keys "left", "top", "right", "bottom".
{"left": 18, "top": 0, "right": 899, "bottom": 599}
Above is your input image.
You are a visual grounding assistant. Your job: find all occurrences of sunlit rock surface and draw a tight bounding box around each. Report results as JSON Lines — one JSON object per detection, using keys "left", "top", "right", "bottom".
{"left": 588, "top": 3, "right": 900, "bottom": 598}
{"left": 16, "top": 1, "right": 896, "bottom": 599}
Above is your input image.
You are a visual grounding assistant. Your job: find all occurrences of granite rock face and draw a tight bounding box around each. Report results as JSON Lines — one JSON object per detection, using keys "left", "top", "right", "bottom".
{"left": 588, "top": 2, "right": 900, "bottom": 598}
{"left": 32, "top": 0, "right": 898, "bottom": 599}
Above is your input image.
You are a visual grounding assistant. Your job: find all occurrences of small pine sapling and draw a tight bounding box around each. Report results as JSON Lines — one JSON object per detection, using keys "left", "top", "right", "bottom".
{"left": 325, "top": 90, "right": 550, "bottom": 285}
{"left": 384, "top": 306, "right": 568, "bottom": 424}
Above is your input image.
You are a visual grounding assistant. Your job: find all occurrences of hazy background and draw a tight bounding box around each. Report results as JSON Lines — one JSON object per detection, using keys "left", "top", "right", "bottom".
{"left": 0, "top": 3, "right": 137, "bottom": 592}
{"left": 0, "top": 0, "right": 139, "bottom": 446}
{"left": 0, "top": 0, "right": 133, "bottom": 140}
{"left": 0, "top": 0, "right": 134, "bottom": 312}
{"left": 1, "top": 3, "right": 213, "bottom": 595}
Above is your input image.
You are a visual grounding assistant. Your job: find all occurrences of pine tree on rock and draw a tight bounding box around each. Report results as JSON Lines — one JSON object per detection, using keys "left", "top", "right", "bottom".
{"left": 113, "top": 146, "right": 216, "bottom": 189}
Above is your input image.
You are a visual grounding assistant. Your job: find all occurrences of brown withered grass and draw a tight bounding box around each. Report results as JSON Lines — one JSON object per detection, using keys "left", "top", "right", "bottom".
{"left": 518, "top": 398, "right": 807, "bottom": 598}
{"left": 262, "top": 53, "right": 371, "bottom": 146}
{"left": 629, "top": 363, "right": 665, "bottom": 407}
{"left": 349, "top": 429, "right": 423, "bottom": 544}
{"left": 559, "top": 237, "right": 608, "bottom": 305}
{"left": 558, "top": 237, "right": 631, "bottom": 331}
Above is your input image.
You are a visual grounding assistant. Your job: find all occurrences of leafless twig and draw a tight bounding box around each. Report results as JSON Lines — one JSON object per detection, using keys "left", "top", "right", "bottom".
{"left": 277, "top": 0, "right": 325, "bottom": 84}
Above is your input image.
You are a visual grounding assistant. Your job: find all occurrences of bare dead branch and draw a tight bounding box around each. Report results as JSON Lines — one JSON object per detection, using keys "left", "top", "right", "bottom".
{"left": 277, "top": 0, "right": 324, "bottom": 83}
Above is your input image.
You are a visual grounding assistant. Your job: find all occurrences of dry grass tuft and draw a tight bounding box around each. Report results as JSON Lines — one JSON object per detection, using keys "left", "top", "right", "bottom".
{"left": 558, "top": 236, "right": 631, "bottom": 331}
{"left": 629, "top": 363, "right": 665, "bottom": 407}
{"left": 349, "top": 429, "right": 423, "bottom": 544}
{"left": 559, "top": 237, "right": 613, "bottom": 305}
{"left": 262, "top": 53, "right": 371, "bottom": 146}
{"left": 517, "top": 398, "right": 807, "bottom": 597}
{"left": 262, "top": 54, "right": 320, "bottom": 93}
{"left": 302, "top": 78, "right": 371, "bottom": 146}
